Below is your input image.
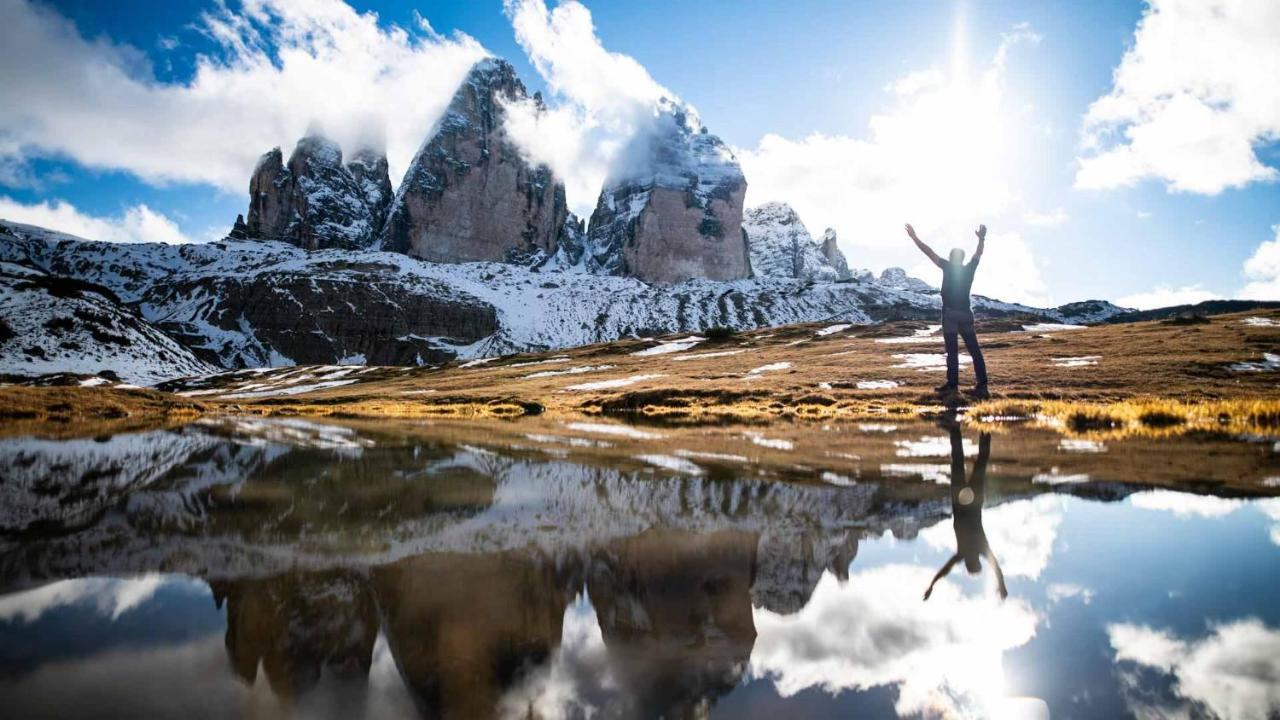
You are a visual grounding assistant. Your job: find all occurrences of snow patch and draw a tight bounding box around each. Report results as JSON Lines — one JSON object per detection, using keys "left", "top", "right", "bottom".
{"left": 746, "top": 362, "right": 792, "bottom": 377}
{"left": 1230, "top": 353, "right": 1280, "bottom": 372}
{"left": 563, "top": 422, "right": 665, "bottom": 440}
{"left": 893, "top": 353, "right": 969, "bottom": 371}
{"left": 1052, "top": 356, "right": 1100, "bottom": 368}
{"left": 631, "top": 336, "right": 705, "bottom": 357}
{"left": 634, "top": 454, "right": 704, "bottom": 475}
{"left": 562, "top": 373, "right": 666, "bottom": 391}
{"left": 1023, "top": 323, "right": 1086, "bottom": 332}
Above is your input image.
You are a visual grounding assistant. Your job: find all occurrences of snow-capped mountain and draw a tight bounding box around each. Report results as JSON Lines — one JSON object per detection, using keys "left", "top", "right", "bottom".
{"left": 238, "top": 133, "right": 392, "bottom": 250}
{"left": 587, "top": 100, "right": 750, "bottom": 283}
{"left": 0, "top": 259, "right": 216, "bottom": 383}
{"left": 378, "top": 58, "right": 569, "bottom": 263}
{"left": 0, "top": 219, "right": 1125, "bottom": 381}
{"left": 0, "top": 54, "right": 1130, "bottom": 383}
{"left": 744, "top": 202, "right": 851, "bottom": 282}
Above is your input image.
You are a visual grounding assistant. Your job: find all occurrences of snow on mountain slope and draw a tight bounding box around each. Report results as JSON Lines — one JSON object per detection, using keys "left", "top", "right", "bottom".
{"left": 0, "top": 261, "right": 217, "bottom": 384}
{"left": 0, "top": 220, "right": 1127, "bottom": 379}
{"left": 744, "top": 202, "right": 846, "bottom": 282}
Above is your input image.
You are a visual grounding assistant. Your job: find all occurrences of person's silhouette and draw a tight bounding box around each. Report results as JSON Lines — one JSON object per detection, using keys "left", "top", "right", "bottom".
{"left": 923, "top": 426, "right": 1006, "bottom": 600}
{"left": 905, "top": 223, "right": 990, "bottom": 398}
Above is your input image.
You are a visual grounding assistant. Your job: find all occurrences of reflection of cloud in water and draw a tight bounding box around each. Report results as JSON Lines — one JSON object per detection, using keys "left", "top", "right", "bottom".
{"left": 1046, "top": 583, "right": 1095, "bottom": 605}
{"left": 1131, "top": 492, "right": 1280, "bottom": 547}
{"left": 921, "top": 496, "right": 1065, "bottom": 579}
{"left": 1130, "top": 490, "right": 1246, "bottom": 518}
{"left": 894, "top": 435, "right": 976, "bottom": 457}
{"left": 750, "top": 566, "right": 1039, "bottom": 718}
{"left": 0, "top": 574, "right": 192, "bottom": 623}
{"left": 498, "top": 592, "right": 613, "bottom": 720}
{"left": 1109, "top": 619, "right": 1280, "bottom": 720}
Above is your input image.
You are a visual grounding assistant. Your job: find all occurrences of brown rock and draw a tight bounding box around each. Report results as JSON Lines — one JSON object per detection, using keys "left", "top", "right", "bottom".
{"left": 379, "top": 59, "right": 568, "bottom": 263}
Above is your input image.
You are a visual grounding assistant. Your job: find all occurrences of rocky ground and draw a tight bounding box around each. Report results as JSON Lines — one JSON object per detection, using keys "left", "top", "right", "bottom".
{"left": 5, "top": 309, "right": 1277, "bottom": 441}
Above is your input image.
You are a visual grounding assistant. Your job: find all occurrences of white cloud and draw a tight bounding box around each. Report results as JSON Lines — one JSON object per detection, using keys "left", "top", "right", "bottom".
{"left": 497, "top": 591, "right": 615, "bottom": 719}
{"left": 739, "top": 27, "right": 1048, "bottom": 300}
{"left": 1129, "top": 490, "right": 1244, "bottom": 518}
{"left": 750, "top": 566, "right": 1040, "bottom": 718}
{"left": 0, "top": 0, "right": 486, "bottom": 192}
{"left": 1022, "top": 208, "right": 1068, "bottom": 227}
{"left": 501, "top": 0, "right": 678, "bottom": 215}
{"left": 1239, "top": 225, "right": 1280, "bottom": 300}
{"left": 1075, "top": 0, "right": 1280, "bottom": 194}
{"left": 0, "top": 196, "right": 193, "bottom": 243}
{"left": 1117, "top": 284, "right": 1222, "bottom": 310}
{"left": 1109, "top": 619, "right": 1280, "bottom": 720}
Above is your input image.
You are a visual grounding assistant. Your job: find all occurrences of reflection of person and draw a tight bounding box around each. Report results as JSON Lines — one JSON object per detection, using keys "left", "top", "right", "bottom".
{"left": 905, "top": 223, "right": 990, "bottom": 398}
{"left": 923, "top": 427, "right": 1006, "bottom": 600}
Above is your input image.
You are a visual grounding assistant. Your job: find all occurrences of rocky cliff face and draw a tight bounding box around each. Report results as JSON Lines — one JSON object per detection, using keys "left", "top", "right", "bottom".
{"left": 244, "top": 134, "right": 391, "bottom": 251}
{"left": 0, "top": 261, "right": 216, "bottom": 384}
{"left": 587, "top": 103, "right": 750, "bottom": 284}
{"left": 744, "top": 202, "right": 850, "bottom": 282}
{"left": 378, "top": 58, "right": 568, "bottom": 263}
{"left": 820, "top": 228, "right": 852, "bottom": 280}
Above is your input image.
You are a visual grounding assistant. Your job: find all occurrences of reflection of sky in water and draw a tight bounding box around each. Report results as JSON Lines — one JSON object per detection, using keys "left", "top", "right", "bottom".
{"left": 721, "top": 492, "right": 1280, "bottom": 719}
{"left": 0, "top": 494, "right": 1277, "bottom": 718}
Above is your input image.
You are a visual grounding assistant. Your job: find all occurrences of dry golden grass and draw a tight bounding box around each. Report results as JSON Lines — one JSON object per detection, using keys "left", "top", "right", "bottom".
{"left": 0, "top": 385, "right": 206, "bottom": 438}
{"left": 4, "top": 309, "right": 1279, "bottom": 438}
{"left": 191, "top": 309, "right": 1280, "bottom": 432}
{"left": 970, "top": 396, "right": 1280, "bottom": 439}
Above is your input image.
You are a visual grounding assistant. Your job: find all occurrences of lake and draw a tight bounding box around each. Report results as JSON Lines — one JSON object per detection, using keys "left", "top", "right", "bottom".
{"left": 1, "top": 417, "right": 1277, "bottom": 719}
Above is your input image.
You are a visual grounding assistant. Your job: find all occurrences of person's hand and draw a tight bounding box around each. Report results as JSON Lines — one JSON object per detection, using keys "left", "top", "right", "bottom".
{"left": 975, "top": 224, "right": 987, "bottom": 240}
{"left": 923, "top": 587, "right": 933, "bottom": 601}
{"left": 998, "top": 585, "right": 1008, "bottom": 600}
{"left": 905, "top": 223, "right": 918, "bottom": 240}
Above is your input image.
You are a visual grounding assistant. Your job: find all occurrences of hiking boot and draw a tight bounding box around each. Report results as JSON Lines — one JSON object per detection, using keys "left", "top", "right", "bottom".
{"left": 934, "top": 382, "right": 958, "bottom": 394}
{"left": 966, "top": 384, "right": 990, "bottom": 399}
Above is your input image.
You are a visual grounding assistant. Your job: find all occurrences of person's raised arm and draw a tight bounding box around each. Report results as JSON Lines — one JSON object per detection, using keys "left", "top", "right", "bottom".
{"left": 905, "top": 223, "right": 944, "bottom": 268}
{"left": 969, "top": 224, "right": 987, "bottom": 268}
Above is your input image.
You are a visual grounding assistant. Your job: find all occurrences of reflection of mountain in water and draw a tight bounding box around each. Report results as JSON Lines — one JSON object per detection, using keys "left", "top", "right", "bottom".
{"left": 0, "top": 420, "right": 1169, "bottom": 718}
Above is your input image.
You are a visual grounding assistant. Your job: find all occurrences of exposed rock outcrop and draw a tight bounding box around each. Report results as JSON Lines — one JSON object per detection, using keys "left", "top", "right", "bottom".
{"left": 879, "top": 266, "right": 935, "bottom": 294}
{"left": 146, "top": 269, "right": 500, "bottom": 368}
{"left": 245, "top": 134, "right": 390, "bottom": 250}
{"left": 744, "top": 202, "right": 849, "bottom": 282}
{"left": 820, "top": 228, "right": 853, "bottom": 280}
{"left": 346, "top": 147, "right": 394, "bottom": 235}
{"left": 378, "top": 58, "right": 569, "bottom": 263}
{"left": 0, "top": 261, "right": 216, "bottom": 384}
{"left": 587, "top": 102, "right": 750, "bottom": 284}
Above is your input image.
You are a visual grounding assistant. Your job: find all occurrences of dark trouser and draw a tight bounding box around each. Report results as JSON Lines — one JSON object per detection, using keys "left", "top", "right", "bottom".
{"left": 942, "top": 308, "right": 988, "bottom": 387}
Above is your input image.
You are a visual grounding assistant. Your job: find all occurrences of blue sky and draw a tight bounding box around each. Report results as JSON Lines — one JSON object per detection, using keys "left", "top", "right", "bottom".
{"left": 1, "top": 0, "right": 1278, "bottom": 307}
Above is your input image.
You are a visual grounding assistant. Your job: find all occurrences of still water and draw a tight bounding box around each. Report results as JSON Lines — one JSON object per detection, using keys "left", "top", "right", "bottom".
{"left": 0, "top": 417, "right": 1277, "bottom": 719}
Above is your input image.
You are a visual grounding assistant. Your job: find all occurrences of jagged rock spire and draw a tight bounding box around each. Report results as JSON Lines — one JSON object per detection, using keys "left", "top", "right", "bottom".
{"left": 377, "top": 58, "right": 569, "bottom": 263}
{"left": 741, "top": 202, "right": 852, "bottom": 282}
{"left": 587, "top": 101, "right": 750, "bottom": 284}
{"left": 243, "top": 132, "right": 391, "bottom": 251}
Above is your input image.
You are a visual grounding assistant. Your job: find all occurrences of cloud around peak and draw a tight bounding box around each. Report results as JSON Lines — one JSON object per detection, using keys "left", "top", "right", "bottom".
{"left": 0, "top": 0, "right": 486, "bottom": 194}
